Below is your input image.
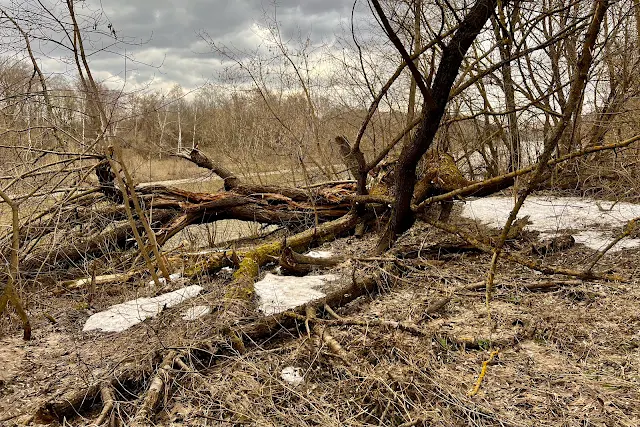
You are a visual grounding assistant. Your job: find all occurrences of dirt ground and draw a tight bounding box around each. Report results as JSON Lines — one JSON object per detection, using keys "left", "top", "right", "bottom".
{"left": 1, "top": 216, "right": 639, "bottom": 426}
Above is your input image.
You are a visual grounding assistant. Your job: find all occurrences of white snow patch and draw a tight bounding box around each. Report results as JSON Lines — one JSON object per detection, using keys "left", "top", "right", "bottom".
{"left": 220, "top": 267, "right": 233, "bottom": 273}
{"left": 280, "top": 366, "right": 304, "bottom": 386}
{"left": 83, "top": 285, "right": 203, "bottom": 333}
{"left": 147, "top": 272, "right": 185, "bottom": 287}
{"left": 571, "top": 231, "right": 640, "bottom": 251}
{"left": 181, "top": 305, "right": 211, "bottom": 321}
{"left": 254, "top": 273, "right": 338, "bottom": 315}
{"left": 305, "top": 250, "right": 334, "bottom": 258}
{"left": 461, "top": 196, "right": 640, "bottom": 252}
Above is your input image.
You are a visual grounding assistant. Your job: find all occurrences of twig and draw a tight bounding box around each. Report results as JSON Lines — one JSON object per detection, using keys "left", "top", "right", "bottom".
{"left": 587, "top": 217, "right": 639, "bottom": 271}
{"left": 420, "top": 215, "right": 624, "bottom": 282}
{"left": 468, "top": 349, "right": 500, "bottom": 396}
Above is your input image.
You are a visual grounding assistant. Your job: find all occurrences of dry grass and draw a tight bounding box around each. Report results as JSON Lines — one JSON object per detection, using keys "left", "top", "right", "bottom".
{"left": 1, "top": 206, "right": 639, "bottom": 426}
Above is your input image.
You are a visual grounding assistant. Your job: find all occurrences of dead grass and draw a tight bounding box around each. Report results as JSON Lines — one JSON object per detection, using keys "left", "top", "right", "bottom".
{"left": 1, "top": 218, "right": 639, "bottom": 426}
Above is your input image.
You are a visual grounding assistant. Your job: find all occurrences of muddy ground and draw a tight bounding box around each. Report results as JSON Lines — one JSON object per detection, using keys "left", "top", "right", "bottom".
{"left": 0, "top": 214, "right": 639, "bottom": 426}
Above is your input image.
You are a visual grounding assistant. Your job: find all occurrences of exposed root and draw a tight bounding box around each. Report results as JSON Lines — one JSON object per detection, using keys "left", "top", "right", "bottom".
{"left": 94, "top": 383, "right": 116, "bottom": 426}
{"left": 130, "top": 350, "right": 178, "bottom": 427}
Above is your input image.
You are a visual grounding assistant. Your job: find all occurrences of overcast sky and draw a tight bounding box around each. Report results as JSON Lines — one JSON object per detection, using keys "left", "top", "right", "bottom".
{"left": 70, "top": 0, "right": 373, "bottom": 93}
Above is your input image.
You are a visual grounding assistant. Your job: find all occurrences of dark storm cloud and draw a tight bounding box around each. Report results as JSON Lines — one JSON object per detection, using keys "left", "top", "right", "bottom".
{"left": 75, "top": 0, "right": 370, "bottom": 91}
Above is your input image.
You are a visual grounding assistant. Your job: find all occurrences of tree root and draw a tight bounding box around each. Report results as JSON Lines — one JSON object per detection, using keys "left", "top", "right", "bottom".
{"left": 130, "top": 351, "right": 179, "bottom": 427}
{"left": 94, "top": 383, "right": 116, "bottom": 426}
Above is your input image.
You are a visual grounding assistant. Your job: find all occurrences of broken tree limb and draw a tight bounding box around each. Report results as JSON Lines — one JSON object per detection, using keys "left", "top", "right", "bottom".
{"left": 174, "top": 148, "right": 240, "bottom": 189}
{"left": 279, "top": 247, "right": 345, "bottom": 275}
{"left": 334, "top": 135, "right": 367, "bottom": 194}
{"left": 21, "top": 210, "right": 174, "bottom": 274}
{"left": 227, "top": 212, "right": 360, "bottom": 302}
{"left": 20, "top": 181, "right": 354, "bottom": 275}
{"left": 419, "top": 214, "right": 624, "bottom": 282}
{"left": 94, "top": 383, "right": 116, "bottom": 426}
{"left": 306, "top": 306, "right": 354, "bottom": 365}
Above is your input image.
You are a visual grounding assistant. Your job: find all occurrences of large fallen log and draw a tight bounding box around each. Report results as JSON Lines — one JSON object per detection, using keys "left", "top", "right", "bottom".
{"left": 18, "top": 184, "right": 353, "bottom": 274}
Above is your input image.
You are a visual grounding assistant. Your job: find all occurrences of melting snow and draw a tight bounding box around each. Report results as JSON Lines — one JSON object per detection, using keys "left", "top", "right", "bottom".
{"left": 461, "top": 196, "right": 640, "bottom": 251}
{"left": 254, "top": 273, "right": 338, "bottom": 315}
{"left": 147, "top": 272, "right": 185, "bottom": 287}
{"left": 305, "top": 250, "right": 334, "bottom": 258}
{"left": 83, "top": 285, "right": 203, "bottom": 333}
{"left": 181, "top": 305, "right": 211, "bottom": 321}
{"left": 280, "top": 366, "right": 304, "bottom": 386}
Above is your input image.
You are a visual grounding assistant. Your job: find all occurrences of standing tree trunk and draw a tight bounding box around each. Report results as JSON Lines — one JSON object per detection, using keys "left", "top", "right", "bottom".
{"left": 375, "top": 0, "right": 499, "bottom": 252}
{"left": 404, "top": 0, "right": 422, "bottom": 148}
{"left": 492, "top": 2, "right": 521, "bottom": 172}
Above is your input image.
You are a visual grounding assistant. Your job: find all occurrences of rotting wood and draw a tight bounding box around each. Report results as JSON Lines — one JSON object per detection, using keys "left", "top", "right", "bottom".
{"left": 225, "top": 212, "right": 359, "bottom": 302}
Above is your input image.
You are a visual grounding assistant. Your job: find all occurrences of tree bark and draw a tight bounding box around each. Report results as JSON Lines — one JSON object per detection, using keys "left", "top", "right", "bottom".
{"left": 377, "top": 0, "right": 498, "bottom": 252}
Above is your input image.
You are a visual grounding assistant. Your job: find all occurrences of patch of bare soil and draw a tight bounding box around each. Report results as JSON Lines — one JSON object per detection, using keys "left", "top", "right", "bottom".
{"left": 1, "top": 218, "right": 639, "bottom": 426}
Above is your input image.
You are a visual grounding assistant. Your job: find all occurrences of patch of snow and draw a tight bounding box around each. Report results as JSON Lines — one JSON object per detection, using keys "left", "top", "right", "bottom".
{"left": 83, "top": 285, "right": 203, "bottom": 333}
{"left": 181, "top": 305, "right": 211, "bottom": 321}
{"left": 280, "top": 366, "right": 304, "bottom": 386}
{"left": 571, "top": 230, "right": 640, "bottom": 251}
{"left": 220, "top": 266, "right": 233, "bottom": 273}
{"left": 461, "top": 196, "right": 640, "bottom": 252}
{"left": 254, "top": 273, "right": 338, "bottom": 315}
{"left": 147, "top": 272, "right": 185, "bottom": 287}
{"left": 305, "top": 250, "right": 334, "bottom": 258}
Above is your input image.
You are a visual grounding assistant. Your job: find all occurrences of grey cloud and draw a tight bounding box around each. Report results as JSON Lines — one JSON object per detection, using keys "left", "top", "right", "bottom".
{"left": 6, "top": 0, "right": 373, "bottom": 92}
